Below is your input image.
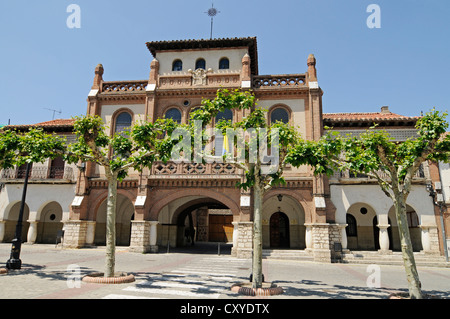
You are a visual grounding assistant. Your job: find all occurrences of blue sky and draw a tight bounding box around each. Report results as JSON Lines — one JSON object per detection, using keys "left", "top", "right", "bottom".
{"left": 1, "top": 0, "right": 449, "bottom": 125}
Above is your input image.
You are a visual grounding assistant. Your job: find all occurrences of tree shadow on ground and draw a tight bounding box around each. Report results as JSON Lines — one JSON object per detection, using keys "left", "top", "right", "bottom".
{"left": 2, "top": 263, "right": 99, "bottom": 282}
{"left": 270, "top": 279, "right": 449, "bottom": 299}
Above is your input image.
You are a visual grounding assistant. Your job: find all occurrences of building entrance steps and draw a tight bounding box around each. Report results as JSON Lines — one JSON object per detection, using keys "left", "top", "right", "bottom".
{"left": 262, "top": 249, "right": 314, "bottom": 262}
{"left": 341, "top": 250, "right": 450, "bottom": 268}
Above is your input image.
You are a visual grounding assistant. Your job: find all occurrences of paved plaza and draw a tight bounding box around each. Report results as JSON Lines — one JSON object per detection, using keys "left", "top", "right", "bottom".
{"left": 0, "top": 243, "right": 449, "bottom": 301}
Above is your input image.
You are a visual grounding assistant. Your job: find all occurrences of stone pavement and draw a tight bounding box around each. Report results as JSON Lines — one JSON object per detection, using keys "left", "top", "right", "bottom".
{"left": 0, "top": 243, "right": 449, "bottom": 301}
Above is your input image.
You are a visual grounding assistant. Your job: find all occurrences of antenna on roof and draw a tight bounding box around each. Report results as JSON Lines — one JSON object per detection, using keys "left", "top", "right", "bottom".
{"left": 205, "top": 2, "right": 220, "bottom": 40}
{"left": 44, "top": 108, "right": 62, "bottom": 120}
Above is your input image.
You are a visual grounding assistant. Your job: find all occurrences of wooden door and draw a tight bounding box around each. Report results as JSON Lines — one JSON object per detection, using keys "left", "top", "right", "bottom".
{"left": 209, "top": 215, "right": 233, "bottom": 242}
{"left": 270, "top": 212, "right": 290, "bottom": 248}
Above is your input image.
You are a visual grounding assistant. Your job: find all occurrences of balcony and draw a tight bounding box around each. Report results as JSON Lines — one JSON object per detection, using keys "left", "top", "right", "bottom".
{"left": 331, "top": 164, "right": 426, "bottom": 182}
{"left": 252, "top": 74, "right": 306, "bottom": 89}
{"left": 0, "top": 166, "right": 74, "bottom": 182}
{"left": 150, "top": 162, "right": 242, "bottom": 178}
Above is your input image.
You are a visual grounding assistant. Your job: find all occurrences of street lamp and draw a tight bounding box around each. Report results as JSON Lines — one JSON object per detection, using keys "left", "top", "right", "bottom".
{"left": 6, "top": 162, "right": 31, "bottom": 270}
{"left": 426, "top": 182, "right": 449, "bottom": 262}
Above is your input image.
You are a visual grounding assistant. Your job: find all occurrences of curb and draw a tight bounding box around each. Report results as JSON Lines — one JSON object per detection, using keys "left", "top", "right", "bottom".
{"left": 82, "top": 272, "right": 135, "bottom": 284}
{"left": 231, "top": 282, "right": 284, "bottom": 296}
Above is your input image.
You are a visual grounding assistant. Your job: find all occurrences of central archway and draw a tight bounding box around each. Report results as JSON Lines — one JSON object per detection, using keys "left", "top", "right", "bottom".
{"left": 154, "top": 194, "right": 236, "bottom": 250}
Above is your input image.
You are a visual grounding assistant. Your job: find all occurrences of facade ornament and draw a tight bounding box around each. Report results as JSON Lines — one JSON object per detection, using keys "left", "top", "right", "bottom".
{"left": 188, "top": 68, "right": 212, "bottom": 86}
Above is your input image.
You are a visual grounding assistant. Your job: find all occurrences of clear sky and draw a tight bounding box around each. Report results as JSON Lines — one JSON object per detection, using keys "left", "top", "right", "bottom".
{"left": 1, "top": 0, "right": 449, "bottom": 125}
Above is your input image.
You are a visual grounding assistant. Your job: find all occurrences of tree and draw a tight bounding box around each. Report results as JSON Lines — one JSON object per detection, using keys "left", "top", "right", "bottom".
{"left": 189, "top": 89, "right": 299, "bottom": 289}
{"left": 286, "top": 109, "right": 450, "bottom": 299}
{"left": 0, "top": 127, "right": 66, "bottom": 269}
{"left": 65, "top": 115, "right": 178, "bottom": 278}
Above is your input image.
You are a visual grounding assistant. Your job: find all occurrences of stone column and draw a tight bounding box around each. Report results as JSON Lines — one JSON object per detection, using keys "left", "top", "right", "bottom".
{"left": 0, "top": 221, "right": 5, "bottom": 243}
{"left": 231, "top": 222, "right": 239, "bottom": 256}
{"left": 377, "top": 224, "right": 391, "bottom": 253}
{"left": 305, "top": 225, "right": 313, "bottom": 251}
{"left": 62, "top": 220, "right": 88, "bottom": 248}
{"left": 85, "top": 221, "right": 96, "bottom": 247}
{"left": 129, "top": 220, "right": 156, "bottom": 253}
{"left": 27, "top": 221, "right": 38, "bottom": 244}
{"left": 420, "top": 225, "right": 439, "bottom": 254}
{"left": 338, "top": 224, "right": 348, "bottom": 250}
{"left": 234, "top": 222, "right": 253, "bottom": 259}
{"left": 149, "top": 221, "right": 159, "bottom": 252}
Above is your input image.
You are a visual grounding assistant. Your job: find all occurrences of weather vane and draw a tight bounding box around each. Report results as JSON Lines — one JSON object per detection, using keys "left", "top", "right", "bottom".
{"left": 205, "top": 3, "right": 220, "bottom": 40}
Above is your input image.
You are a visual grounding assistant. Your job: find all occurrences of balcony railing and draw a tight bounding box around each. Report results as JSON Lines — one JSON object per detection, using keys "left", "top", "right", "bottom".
{"left": 101, "top": 80, "right": 148, "bottom": 93}
{"left": 252, "top": 74, "right": 306, "bottom": 89}
{"left": 332, "top": 164, "right": 426, "bottom": 180}
{"left": 0, "top": 166, "right": 74, "bottom": 181}
{"left": 151, "top": 162, "right": 240, "bottom": 176}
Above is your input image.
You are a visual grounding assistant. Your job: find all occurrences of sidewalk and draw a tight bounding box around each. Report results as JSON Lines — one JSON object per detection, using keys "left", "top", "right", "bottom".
{"left": 0, "top": 243, "right": 449, "bottom": 300}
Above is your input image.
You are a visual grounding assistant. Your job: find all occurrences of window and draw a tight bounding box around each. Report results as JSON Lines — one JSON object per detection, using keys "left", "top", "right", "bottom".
{"left": 346, "top": 214, "right": 357, "bottom": 237}
{"left": 215, "top": 109, "right": 233, "bottom": 122}
{"left": 195, "top": 58, "right": 206, "bottom": 70}
{"left": 219, "top": 57, "right": 229, "bottom": 70}
{"left": 49, "top": 156, "right": 65, "bottom": 179}
{"left": 165, "top": 108, "right": 182, "bottom": 124}
{"left": 172, "top": 59, "right": 183, "bottom": 71}
{"left": 114, "top": 112, "right": 132, "bottom": 134}
{"left": 270, "top": 107, "right": 289, "bottom": 124}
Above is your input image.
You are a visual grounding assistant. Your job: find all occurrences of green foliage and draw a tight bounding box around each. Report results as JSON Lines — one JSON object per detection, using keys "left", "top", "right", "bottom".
{"left": 67, "top": 115, "right": 178, "bottom": 181}
{"left": 191, "top": 89, "right": 301, "bottom": 192}
{"left": 287, "top": 108, "right": 450, "bottom": 194}
{"left": 0, "top": 128, "right": 66, "bottom": 168}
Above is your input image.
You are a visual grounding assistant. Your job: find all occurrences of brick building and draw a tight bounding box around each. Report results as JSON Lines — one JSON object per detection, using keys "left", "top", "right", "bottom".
{"left": 1, "top": 37, "right": 448, "bottom": 263}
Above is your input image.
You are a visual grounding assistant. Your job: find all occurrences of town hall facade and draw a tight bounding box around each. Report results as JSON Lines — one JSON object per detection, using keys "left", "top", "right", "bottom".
{"left": 1, "top": 37, "right": 448, "bottom": 264}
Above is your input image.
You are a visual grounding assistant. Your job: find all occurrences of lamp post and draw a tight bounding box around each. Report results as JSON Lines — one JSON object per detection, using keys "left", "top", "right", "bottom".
{"left": 426, "top": 182, "right": 449, "bottom": 262}
{"left": 6, "top": 162, "right": 31, "bottom": 270}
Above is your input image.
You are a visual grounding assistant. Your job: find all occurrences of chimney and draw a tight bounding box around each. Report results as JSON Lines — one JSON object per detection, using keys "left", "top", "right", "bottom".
{"left": 381, "top": 106, "right": 390, "bottom": 114}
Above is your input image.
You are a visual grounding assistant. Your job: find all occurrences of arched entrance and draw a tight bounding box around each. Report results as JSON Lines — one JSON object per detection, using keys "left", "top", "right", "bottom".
{"left": 262, "top": 193, "right": 306, "bottom": 249}
{"left": 94, "top": 194, "right": 135, "bottom": 246}
{"left": 156, "top": 195, "right": 235, "bottom": 249}
{"left": 4, "top": 202, "right": 30, "bottom": 243}
{"left": 388, "top": 205, "right": 422, "bottom": 252}
{"left": 37, "top": 202, "right": 63, "bottom": 244}
{"left": 270, "top": 211, "right": 290, "bottom": 248}
{"left": 346, "top": 203, "right": 377, "bottom": 250}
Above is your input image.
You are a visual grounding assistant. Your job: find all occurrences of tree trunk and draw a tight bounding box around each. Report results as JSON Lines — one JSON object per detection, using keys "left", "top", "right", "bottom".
{"left": 394, "top": 194, "right": 423, "bottom": 299}
{"left": 105, "top": 169, "right": 118, "bottom": 278}
{"left": 252, "top": 181, "right": 263, "bottom": 288}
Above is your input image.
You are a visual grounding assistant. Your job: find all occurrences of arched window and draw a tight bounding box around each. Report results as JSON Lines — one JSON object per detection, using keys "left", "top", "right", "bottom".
{"left": 172, "top": 59, "right": 183, "bottom": 71}
{"left": 195, "top": 58, "right": 206, "bottom": 70}
{"left": 346, "top": 214, "right": 357, "bottom": 237}
{"left": 165, "top": 108, "right": 182, "bottom": 124}
{"left": 114, "top": 112, "right": 132, "bottom": 134}
{"left": 215, "top": 109, "right": 233, "bottom": 122}
{"left": 270, "top": 107, "right": 289, "bottom": 124}
{"left": 219, "top": 57, "right": 229, "bottom": 70}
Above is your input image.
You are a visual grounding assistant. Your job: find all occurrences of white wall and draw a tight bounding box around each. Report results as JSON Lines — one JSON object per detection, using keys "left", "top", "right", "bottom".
{"left": 156, "top": 48, "right": 248, "bottom": 75}
{"left": 331, "top": 184, "right": 436, "bottom": 226}
{"left": 0, "top": 183, "right": 76, "bottom": 222}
